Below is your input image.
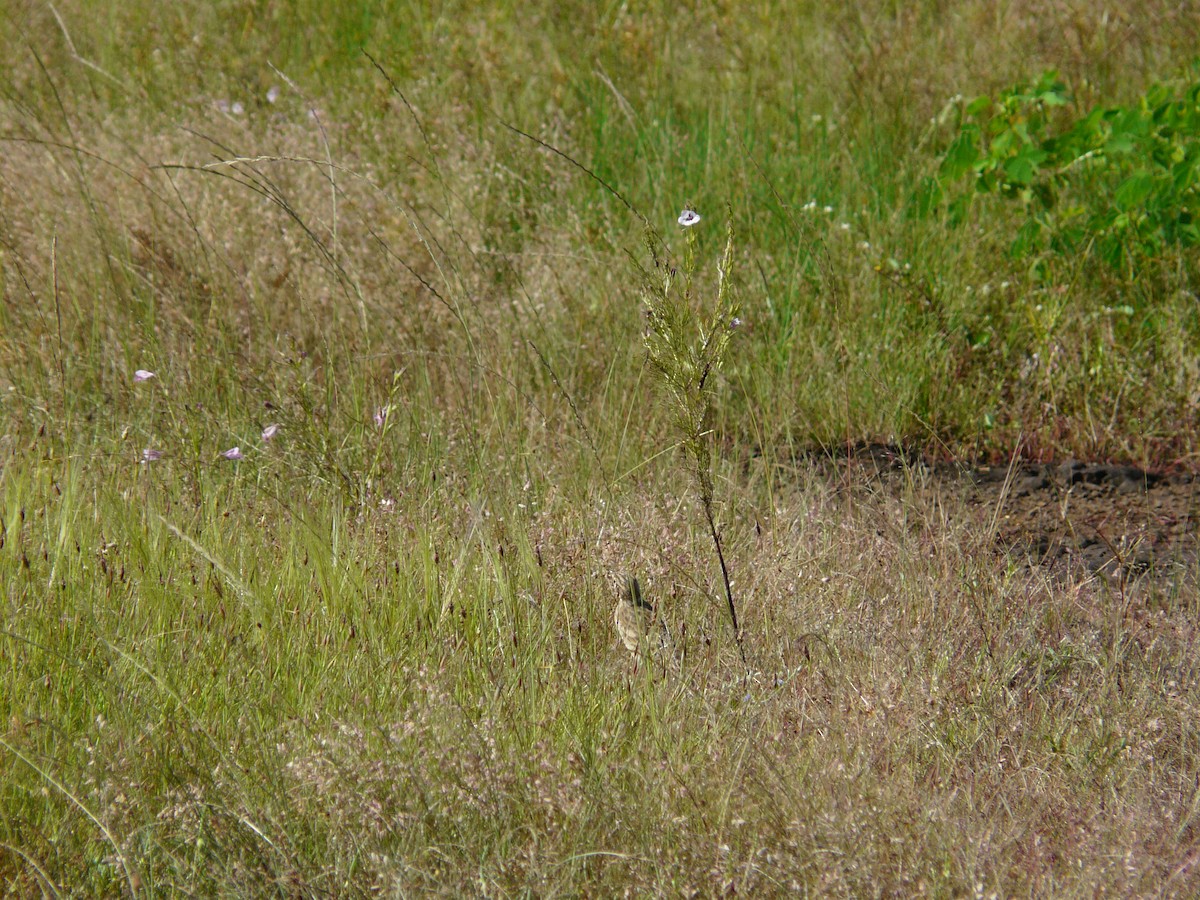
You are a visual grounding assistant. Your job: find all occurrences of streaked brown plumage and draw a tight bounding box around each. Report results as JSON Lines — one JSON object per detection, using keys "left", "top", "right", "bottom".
{"left": 614, "top": 575, "right": 655, "bottom": 654}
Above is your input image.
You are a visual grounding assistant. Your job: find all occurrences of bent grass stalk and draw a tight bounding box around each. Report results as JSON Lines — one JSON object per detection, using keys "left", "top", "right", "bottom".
{"left": 639, "top": 207, "right": 746, "bottom": 663}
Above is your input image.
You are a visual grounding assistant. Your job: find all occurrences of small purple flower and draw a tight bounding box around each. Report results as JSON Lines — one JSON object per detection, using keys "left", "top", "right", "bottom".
{"left": 133, "top": 369, "right": 156, "bottom": 383}
{"left": 373, "top": 406, "right": 390, "bottom": 428}
{"left": 141, "top": 448, "right": 163, "bottom": 463}
{"left": 730, "top": 317, "right": 742, "bottom": 329}
{"left": 220, "top": 447, "right": 244, "bottom": 461}
{"left": 678, "top": 209, "right": 701, "bottom": 227}
{"left": 266, "top": 85, "right": 280, "bottom": 104}
{"left": 261, "top": 423, "right": 280, "bottom": 441}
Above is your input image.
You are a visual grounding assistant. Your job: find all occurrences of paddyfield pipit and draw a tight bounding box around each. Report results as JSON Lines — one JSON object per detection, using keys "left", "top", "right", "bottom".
{"left": 614, "top": 575, "right": 656, "bottom": 654}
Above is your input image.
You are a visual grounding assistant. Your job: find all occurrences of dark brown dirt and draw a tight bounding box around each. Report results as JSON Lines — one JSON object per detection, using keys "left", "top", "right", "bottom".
{"left": 821, "top": 444, "right": 1200, "bottom": 581}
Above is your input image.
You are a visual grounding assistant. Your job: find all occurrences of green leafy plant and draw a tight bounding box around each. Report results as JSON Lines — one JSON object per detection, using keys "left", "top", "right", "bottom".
{"left": 921, "top": 67, "right": 1200, "bottom": 274}
{"left": 638, "top": 207, "right": 745, "bottom": 662}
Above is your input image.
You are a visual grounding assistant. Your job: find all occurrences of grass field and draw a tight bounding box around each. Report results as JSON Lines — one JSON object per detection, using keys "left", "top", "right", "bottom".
{"left": 3, "top": 1, "right": 1200, "bottom": 895}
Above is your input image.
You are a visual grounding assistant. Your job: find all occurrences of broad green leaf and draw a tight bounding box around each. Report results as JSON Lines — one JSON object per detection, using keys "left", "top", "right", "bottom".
{"left": 1145, "top": 82, "right": 1172, "bottom": 108}
{"left": 966, "top": 95, "right": 991, "bottom": 116}
{"left": 1114, "top": 172, "right": 1155, "bottom": 210}
{"left": 939, "top": 126, "right": 981, "bottom": 181}
{"left": 991, "top": 129, "right": 1017, "bottom": 156}
{"left": 1106, "top": 133, "right": 1136, "bottom": 155}
{"left": 1171, "top": 152, "right": 1199, "bottom": 191}
{"left": 1003, "top": 146, "right": 1048, "bottom": 186}
{"left": 1111, "top": 107, "right": 1151, "bottom": 139}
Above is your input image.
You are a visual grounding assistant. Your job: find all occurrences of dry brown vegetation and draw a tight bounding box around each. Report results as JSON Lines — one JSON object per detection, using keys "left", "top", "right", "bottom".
{"left": 2, "top": 1, "right": 1199, "bottom": 895}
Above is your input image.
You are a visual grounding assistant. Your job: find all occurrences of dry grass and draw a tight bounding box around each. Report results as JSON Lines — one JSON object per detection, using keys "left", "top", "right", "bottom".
{"left": 2, "top": 2, "right": 1199, "bottom": 896}
{"left": 4, "top": 457, "right": 1197, "bottom": 895}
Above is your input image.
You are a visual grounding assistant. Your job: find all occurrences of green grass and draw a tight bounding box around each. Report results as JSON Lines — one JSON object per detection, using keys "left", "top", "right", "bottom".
{"left": 2, "top": 1, "right": 1200, "bottom": 894}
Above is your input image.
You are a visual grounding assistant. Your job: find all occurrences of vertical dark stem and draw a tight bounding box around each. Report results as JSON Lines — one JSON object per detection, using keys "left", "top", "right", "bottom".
{"left": 703, "top": 496, "right": 746, "bottom": 666}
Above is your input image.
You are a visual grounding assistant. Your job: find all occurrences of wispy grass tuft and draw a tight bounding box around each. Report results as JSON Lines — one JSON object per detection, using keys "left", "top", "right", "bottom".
{"left": 639, "top": 207, "right": 745, "bottom": 660}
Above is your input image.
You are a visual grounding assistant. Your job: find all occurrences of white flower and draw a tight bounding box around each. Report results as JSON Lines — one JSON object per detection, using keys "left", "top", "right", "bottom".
{"left": 266, "top": 85, "right": 280, "bottom": 104}
{"left": 261, "top": 424, "right": 280, "bottom": 441}
{"left": 133, "top": 369, "right": 156, "bottom": 383}
{"left": 231, "top": 101, "right": 245, "bottom": 116}
{"left": 839, "top": 222, "right": 851, "bottom": 231}
{"left": 220, "top": 447, "right": 244, "bottom": 461}
{"left": 677, "top": 209, "right": 701, "bottom": 227}
{"left": 822, "top": 206, "right": 833, "bottom": 214}
{"left": 141, "top": 448, "right": 163, "bottom": 463}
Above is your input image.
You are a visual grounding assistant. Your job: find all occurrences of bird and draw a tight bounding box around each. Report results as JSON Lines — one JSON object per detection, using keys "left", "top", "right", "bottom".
{"left": 614, "top": 575, "right": 657, "bottom": 655}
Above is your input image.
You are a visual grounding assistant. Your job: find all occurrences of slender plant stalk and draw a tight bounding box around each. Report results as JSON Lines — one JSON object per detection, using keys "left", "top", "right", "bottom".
{"left": 640, "top": 208, "right": 746, "bottom": 663}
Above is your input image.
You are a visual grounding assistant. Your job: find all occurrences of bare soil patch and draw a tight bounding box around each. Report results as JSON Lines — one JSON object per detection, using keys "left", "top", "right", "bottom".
{"left": 817, "top": 444, "right": 1200, "bottom": 581}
